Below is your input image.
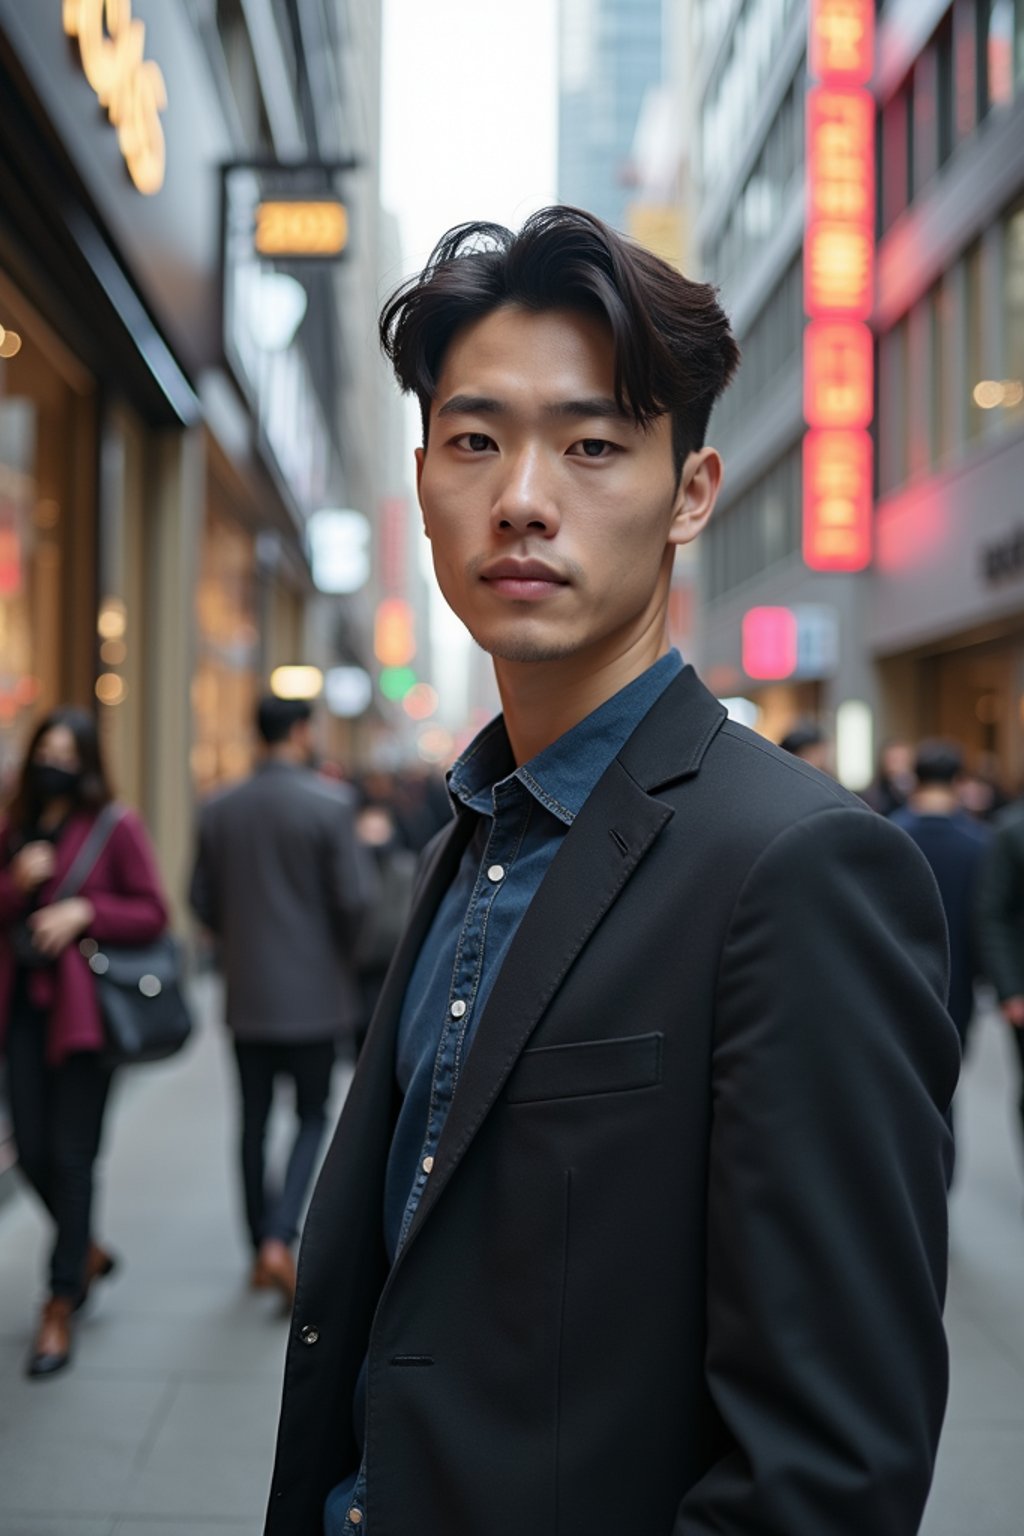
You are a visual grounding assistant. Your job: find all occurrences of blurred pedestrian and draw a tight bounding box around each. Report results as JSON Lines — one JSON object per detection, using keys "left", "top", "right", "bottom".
{"left": 0, "top": 707, "right": 170, "bottom": 1377}
{"left": 861, "top": 738, "right": 915, "bottom": 816}
{"left": 975, "top": 795, "right": 1024, "bottom": 1162}
{"left": 778, "top": 720, "right": 832, "bottom": 774}
{"left": 189, "top": 695, "right": 373, "bottom": 1307}
{"left": 265, "top": 208, "right": 955, "bottom": 1536}
{"left": 892, "top": 742, "right": 988, "bottom": 1050}
{"left": 958, "top": 753, "right": 1010, "bottom": 822}
{"left": 892, "top": 741, "right": 987, "bottom": 1182}
{"left": 352, "top": 800, "right": 417, "bottom": 1055}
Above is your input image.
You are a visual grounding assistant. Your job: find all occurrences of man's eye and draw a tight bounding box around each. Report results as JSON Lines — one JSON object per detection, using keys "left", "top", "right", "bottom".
{"left": 454, "top": 432, "right": 495, "bottom": 452}
{"left": 569, "top": 439, "right": 616, "bottom": 458}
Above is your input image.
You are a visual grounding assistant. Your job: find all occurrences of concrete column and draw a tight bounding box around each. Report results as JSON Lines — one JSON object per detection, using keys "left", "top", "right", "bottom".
{"left": 143, "top": 426, "right": 204, "bottom": 927}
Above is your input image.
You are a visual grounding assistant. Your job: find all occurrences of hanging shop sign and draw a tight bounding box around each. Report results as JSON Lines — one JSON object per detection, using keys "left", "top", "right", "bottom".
{"left": 254, "top": 200, "right": 349, "bottom": 260}
{"left": 803, "top": 0, "right": 875, "bottom": 572}
{"left": 62, "top": 0, "right": 168, "bottom": 196}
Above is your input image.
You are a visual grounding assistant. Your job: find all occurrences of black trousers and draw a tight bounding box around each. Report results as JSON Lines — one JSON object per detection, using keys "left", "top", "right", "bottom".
{"left": 5, "top": 983, "right": 113, "bottom": 1298}
{"left": 233, "top": 1039, "right": 335, "bottom": 1250}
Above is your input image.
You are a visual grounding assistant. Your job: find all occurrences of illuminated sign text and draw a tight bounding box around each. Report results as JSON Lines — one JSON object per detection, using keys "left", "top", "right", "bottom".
{"left": 255, "top": 200, "right": 349, "bottom": 260}
{"left": 804, "top": 0, "right": 876, "bottom": 572}
{"left": 63, "top": 0, "right": 167, "bottom": 195}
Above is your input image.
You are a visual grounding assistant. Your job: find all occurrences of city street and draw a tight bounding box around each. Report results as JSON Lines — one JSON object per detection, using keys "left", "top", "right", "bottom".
{"left": 0, "top": 980, "right": 1021, "bottom": 1535}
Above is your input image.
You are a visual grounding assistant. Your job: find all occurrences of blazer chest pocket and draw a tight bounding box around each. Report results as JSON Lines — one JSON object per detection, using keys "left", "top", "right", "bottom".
{"left": 504, "top": 1031, "right": 663, "bottom": 1106}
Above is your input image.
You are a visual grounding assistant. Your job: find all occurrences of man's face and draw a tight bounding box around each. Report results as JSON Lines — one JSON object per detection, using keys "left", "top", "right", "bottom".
{"left": 416, "top": 305, "right": 719, "bottom": 671}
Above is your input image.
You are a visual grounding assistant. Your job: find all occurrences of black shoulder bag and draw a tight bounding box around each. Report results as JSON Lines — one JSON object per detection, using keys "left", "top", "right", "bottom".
{"left": 60, "top": 806, "right": 194, "bottom": 1066}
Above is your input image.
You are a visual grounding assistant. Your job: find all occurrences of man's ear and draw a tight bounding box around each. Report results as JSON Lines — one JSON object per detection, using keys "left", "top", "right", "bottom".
{"left": 668, "top": 448, "right": 723, "bottom": 548}
{"left": 415, "top": 446, "right": 430, "bottom": 538}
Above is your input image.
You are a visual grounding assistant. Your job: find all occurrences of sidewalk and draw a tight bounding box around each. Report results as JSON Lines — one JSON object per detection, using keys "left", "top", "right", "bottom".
{"left": 921, "top": 1000, "right": 1024, "bottom": 1536}
{"left": 0, "top": 985, "right": 1022, "bottom": 1533}
{"left": 0, "top": 976, "right": 351, "bottom": 1536}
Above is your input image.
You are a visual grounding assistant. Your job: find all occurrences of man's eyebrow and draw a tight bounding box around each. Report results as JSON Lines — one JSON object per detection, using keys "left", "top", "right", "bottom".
{"left": 434, "top": 394, "right": 629, "bottom": 421}
{"left": 435, "top": 394, "right": 505, "bottom": 419}
{"left": 543, "top": 396, "right": 629, "bottom": 421}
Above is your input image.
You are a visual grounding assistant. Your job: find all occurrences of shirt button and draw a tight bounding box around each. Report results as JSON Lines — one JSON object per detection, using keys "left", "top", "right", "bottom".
{"left": 487, "top": 863, "right": 505, "bottom": 882}
{"left": 450, "top": 999, "right": 467, "bottom": 1018}
{"left": 300, "top": 1325, "right": 319, "bottom": 1345}
{"left": 348, "top": 1509, "right": 363, "bottom": 1526}
{"left": 422, "top": 1155, "right": 434, "bottom": 1174}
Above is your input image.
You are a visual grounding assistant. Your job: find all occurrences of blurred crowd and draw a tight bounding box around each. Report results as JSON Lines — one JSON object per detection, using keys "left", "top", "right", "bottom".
{"left": 782, "top": 723, "right": 1024, "bottom": 1181}
{"left": 3, "top": 691, "right": 1024, "bottom": 1379}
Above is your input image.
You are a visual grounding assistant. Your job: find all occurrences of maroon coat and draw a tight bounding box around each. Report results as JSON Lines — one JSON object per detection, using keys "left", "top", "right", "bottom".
{"left": 0, "top": 807, "right": 169, "bottom": 1066}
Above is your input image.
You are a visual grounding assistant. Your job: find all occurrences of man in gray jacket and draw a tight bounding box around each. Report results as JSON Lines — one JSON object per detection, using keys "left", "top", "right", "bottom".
{"left": 190, "top": 695, "right": 373, "bottom": 1302}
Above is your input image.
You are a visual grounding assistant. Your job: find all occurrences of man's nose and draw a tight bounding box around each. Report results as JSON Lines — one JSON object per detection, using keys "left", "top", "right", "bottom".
{"left": 491, "top": 448, "right": 560, "bottom": 537}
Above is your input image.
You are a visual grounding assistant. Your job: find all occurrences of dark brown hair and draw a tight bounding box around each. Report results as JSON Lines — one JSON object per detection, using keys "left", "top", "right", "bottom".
{"left": 379, "top": 205, "right": 740, "bottom": 477}
{"left": 5, "top": 706, "right": 114, "bottom": 831}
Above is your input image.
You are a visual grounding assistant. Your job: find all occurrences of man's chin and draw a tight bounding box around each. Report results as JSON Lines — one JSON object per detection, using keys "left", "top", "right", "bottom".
{"left": 472, "top": 629, "right": 581, "bottom": 666}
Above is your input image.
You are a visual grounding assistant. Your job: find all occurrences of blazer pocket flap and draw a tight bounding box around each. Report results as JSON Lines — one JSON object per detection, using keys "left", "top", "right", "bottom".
{"left": 504, "top": 1031, "right": 663, "bottom": 1105}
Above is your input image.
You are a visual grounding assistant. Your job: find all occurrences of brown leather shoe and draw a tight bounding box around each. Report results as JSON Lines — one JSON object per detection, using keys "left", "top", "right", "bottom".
{"left": 74, "top": 1241, "right": 119, "bottom": 1312}
{"left": 26, "top": 1296, "right": 74, "bottom": 1379}
{"left": 250, "top": 1239, "right": 297, "bottom": 1307}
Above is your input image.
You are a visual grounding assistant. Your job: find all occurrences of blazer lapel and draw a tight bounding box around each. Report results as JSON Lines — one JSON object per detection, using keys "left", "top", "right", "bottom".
{"left": 399, "top": 756, "right": 672, "bottom": 1253}
{"left": 396, "top": 665, "right": 727, "bottom": 1257}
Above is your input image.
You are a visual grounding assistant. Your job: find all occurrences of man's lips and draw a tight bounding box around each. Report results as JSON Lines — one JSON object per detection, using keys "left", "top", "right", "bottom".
{"left": 479, "top": 558, "right": 570, "bottom": 600}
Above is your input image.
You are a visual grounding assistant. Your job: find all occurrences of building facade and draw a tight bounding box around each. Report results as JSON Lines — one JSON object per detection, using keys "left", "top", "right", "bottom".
{"left": 871, "top": 0, "right": 1024, "bottom": 789}
{"left": 693, "top": 0, "right": 1024, "bottom": 787}
{"left": 0, "top": 0, "right": 383, "bottom": 1193}
{"left": 558, "top": 0, "right": 666, "bottom": 229}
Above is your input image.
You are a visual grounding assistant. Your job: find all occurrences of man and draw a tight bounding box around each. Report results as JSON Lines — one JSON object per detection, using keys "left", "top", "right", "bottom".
{"left": 190, "top": 696, "right": 372, "bottom": 1304}
{"left": 862, "top": 737, "right": 916, "bottom": 817}
{"left": 779, "top": 720, "right": 832, "bottom": 774}
{"left": 975, "top": 786, "right": 1024, "bottom": 1161}
{"left": 892, "top": 740, "right": 988, "bottom": 1050}
{"left": 264, "top": 208, "right": 957, "bottom": 1535}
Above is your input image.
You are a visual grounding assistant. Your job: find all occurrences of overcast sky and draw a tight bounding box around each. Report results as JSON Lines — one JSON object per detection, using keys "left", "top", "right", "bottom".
{"left": 380, "top": 0, "right": 560, "bottom": 730}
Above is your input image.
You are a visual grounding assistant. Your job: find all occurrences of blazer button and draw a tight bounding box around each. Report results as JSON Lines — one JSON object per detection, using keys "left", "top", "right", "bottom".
{"left": 300, "top": 1325, "right": 319, "bottom": 1345}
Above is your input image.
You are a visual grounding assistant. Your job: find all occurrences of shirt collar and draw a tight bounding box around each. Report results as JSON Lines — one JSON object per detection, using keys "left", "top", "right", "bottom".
{"left": 448, "top": 650, "right": 684, "bottom": 826}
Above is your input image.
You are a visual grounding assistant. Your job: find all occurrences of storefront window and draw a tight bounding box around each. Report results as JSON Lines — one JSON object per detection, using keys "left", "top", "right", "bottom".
{"left": 192, "top": 503, "right": 259, "bottom": 792}
{"left": 0, "top": 275, "right": 95, "bottom": 794}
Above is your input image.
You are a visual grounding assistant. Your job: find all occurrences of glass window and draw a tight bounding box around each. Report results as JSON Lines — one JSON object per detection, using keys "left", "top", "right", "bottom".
{"left": 881, "top": 88, "right": 910, "bottom": 230}
{"left": 965, "top": 239, "right": 986, "bottom": 441}
{"left": 979, "top": 0, "right": 1017, "bottom": 111}
{"left": 937, "top": 16, "right": 955, "bottom": 166}
{"left": 879, "top": 316, "right": 910, "bottom": 493}
{"left": 913, "top": 49, "right": 939, "bottom": 193}
{"left": 1004, "top": 198, "right": 1024, "bottom": 427}
{"left": 930, "top": 279, "right": 957, "bottom": 462}
{"left": 954, "top": 0, "right": 979, "bottom": 142}
{"left": 0, "top": 275, "right": 96, "bottom": 785}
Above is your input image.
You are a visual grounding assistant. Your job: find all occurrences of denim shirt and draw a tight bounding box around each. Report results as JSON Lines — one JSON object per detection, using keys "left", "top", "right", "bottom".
{"left": 326, "top": 649, "right": 683, "bottom": 1536}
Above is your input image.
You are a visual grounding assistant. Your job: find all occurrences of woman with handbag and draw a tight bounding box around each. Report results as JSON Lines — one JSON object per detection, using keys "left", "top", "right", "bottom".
{"left": 0, "top": 707, "right": 170, "bottom": 1378}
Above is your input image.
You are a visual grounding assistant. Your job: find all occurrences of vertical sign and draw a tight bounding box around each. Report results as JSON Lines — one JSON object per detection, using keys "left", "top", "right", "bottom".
{"left": 804, "top": 0, "right": 875, "bottom": 571}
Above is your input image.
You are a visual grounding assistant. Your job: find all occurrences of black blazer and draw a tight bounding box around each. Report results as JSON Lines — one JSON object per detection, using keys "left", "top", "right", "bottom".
{"left": 265, "top": 668, "right": 957, "bottom": 1536}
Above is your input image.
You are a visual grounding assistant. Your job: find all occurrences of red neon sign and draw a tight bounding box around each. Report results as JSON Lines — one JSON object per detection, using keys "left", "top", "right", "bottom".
{"left": 804, "top": 2, "right": 876, "bottom": 571}
{"left": 807, "top": 88, "right": 874, "bottom": 224}
{"left": 803, "top": 429, "right": 872, "bottom": 572}
{"left": 809, "top": 0, "right": 874, "bottom": 85}
{"left": 805, "top": 219, "right": 874, "bottom": 318}
{"left": 742, "top": 607, "right": 798, "bottom": 681}
{"left": 803, "top": 321, "right": 873, "bottom": 428}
